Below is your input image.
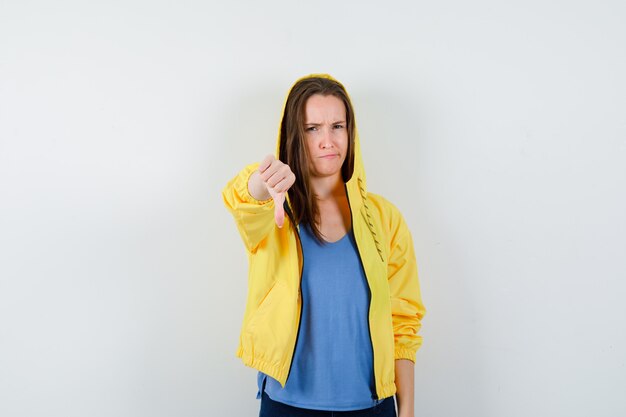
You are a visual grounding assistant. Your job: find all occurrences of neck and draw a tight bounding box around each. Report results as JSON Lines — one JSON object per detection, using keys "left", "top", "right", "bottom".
{"left": 310, "top": 173, "right": 344, "bottom": 201}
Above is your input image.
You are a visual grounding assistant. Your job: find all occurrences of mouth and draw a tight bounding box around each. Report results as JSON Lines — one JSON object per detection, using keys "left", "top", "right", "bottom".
{"left": 320, "top": 154, "right": 338, "bottom": 159}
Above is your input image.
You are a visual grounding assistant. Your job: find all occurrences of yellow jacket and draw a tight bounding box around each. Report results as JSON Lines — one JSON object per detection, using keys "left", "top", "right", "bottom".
{"left": 221, "top": 74, "right": 426, "bottom": 400}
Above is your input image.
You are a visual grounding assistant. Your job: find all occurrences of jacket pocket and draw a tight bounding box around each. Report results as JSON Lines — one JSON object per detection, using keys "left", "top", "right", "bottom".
{"left": 257, "top": 279, "right": 279, "bottom": 308}
{"left": 242, "top": 279, "right": 295, "bottom": 362}
{"left": 247, "top": 280, "right": 282, "bottom": 331}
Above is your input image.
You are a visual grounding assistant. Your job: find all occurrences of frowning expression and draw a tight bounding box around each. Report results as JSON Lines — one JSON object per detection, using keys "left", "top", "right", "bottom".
{"left": 303, "top": 94, "right": 348, "bottom": 179}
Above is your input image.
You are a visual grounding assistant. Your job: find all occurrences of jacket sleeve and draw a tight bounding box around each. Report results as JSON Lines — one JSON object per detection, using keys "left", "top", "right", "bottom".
{"left": 221, "top": 162, "right": 276, "bottom": 253}
{"left": 387, "top": 209, "right": 426, "bottom": 363}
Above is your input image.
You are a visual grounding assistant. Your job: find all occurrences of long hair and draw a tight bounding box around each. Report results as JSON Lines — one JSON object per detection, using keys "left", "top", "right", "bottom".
{"left": 279, "top": 76, "right": 356, "bottom": 245}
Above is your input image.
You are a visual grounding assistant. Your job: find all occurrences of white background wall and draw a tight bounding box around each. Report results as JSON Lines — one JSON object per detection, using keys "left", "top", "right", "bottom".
{"left": 1, "top": 1, "right": 625, "bottom": 416}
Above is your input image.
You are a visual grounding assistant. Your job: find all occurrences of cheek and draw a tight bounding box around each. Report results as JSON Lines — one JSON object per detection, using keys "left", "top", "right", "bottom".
{"left": 340, "top": 133, "right": 349, "bottom": 151}
{"left": 306, "top": 140, "right": 317, "bottom": 156}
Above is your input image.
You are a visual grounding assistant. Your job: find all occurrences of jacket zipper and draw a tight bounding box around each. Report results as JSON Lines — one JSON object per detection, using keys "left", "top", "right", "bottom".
{"left": 283, "top": 200, "right": 303, "bottom": 386}
{"left": 344, "top": 182, "right": 379, "bottom": 401}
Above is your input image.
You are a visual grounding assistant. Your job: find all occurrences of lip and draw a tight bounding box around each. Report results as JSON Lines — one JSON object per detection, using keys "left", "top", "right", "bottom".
{"left": 320, "top": 154, "right": 338, "bottom": 159}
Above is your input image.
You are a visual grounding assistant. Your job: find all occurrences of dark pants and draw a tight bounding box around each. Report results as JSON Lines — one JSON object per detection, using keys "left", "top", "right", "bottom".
{"left": 259, "top": 389, "right": 397, "bottom": 417}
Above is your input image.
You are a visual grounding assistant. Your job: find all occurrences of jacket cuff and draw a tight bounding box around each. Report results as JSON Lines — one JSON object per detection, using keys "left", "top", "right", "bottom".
{"left": 394, "top": 347, "right": 417, "bottom": 363}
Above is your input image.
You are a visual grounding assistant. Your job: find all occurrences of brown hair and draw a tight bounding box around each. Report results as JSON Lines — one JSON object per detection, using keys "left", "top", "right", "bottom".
{"left": 279, "top": 76, "right": 356, "bottom": 245}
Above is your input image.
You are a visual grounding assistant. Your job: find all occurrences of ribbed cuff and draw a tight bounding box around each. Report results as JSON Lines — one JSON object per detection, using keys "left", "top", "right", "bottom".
{"left": 394, "top": 347, "right": 417, "bottom": 363}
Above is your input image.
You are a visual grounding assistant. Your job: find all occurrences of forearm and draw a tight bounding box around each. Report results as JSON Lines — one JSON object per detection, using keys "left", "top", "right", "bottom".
{"left": 394, "top": 359, "right": 414, "bottom": 417}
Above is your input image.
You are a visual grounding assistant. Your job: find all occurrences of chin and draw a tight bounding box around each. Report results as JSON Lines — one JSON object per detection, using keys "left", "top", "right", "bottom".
{"left": 317, "top": 171, "right": 342, "bottom": 178}
{"left": 312, "top": 161, "right": 344, "bottom": 176}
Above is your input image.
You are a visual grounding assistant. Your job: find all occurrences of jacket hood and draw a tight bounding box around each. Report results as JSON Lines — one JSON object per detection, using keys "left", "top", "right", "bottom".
{"left": 275, "top": 73, "right": 368, "bottom": 214}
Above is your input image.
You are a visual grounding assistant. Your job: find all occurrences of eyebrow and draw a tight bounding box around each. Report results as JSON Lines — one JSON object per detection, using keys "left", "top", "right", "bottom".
{"left": 304, "top": 120, "right": 346, "bottom": 126}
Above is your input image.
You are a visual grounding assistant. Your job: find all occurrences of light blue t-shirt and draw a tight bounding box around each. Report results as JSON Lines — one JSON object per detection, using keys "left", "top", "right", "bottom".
{"left": 256, "top": 222, "right": 382, "bottom": 411}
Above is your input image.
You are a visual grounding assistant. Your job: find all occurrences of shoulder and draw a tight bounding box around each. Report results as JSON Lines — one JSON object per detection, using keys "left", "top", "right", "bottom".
{"left": 365, "top": 192, "right": 416, "bottom": 261}
{"left": 365, "top": 191, "right": 409, "bottom": 235}
{"left": 366, "top": 191, "right": 403, "bottom": 218}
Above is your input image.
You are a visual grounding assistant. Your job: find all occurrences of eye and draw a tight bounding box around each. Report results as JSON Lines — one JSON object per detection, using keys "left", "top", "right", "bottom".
{"left": 333, "top": 124, "right": 344, "bottom": 129}
{"left": 306, "top": 126, "right": 317, "bottom": 132}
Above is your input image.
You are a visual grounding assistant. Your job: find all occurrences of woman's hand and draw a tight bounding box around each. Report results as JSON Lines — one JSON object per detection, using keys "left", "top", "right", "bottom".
{"left": 256, "top": 154, "right": 296, "bottom": 228}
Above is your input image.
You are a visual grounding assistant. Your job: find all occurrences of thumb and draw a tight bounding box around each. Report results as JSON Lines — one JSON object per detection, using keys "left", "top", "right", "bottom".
{"left": 273, "top": 191, "right": 285, "bottom": 228}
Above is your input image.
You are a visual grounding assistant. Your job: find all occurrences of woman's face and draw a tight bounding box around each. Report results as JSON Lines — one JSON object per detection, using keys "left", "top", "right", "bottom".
{"left": 303, "top": 94, "right": 348, "bottom": 179}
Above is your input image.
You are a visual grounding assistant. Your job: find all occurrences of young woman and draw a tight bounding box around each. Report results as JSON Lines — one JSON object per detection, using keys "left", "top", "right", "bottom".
{"left": 222, "top": 74, "right": 426, "bottom": 417}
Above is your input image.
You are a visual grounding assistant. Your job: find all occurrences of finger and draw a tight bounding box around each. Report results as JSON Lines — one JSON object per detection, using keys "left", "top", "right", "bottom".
{"left": 268, "top": 164, "right": 294, "bottom": 187}
{"left": 258, "top": 155, "right": 274, "bottom": 173}
{"left": 265, "top": 169, "right": 285, "bottom": 188}
{"left": 272, "top": 175, "right": 293, "bottom": 193}
{"left": 260, "top": 161, "right": 280, "bottom": 182}
{"left": 273, "top": 192, "right": 285, "bottom": 228}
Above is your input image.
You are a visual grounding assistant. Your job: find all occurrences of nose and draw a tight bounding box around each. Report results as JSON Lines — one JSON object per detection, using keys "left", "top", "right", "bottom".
{"left": 320, "top": 126, "right": 333, "bottom": 148}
